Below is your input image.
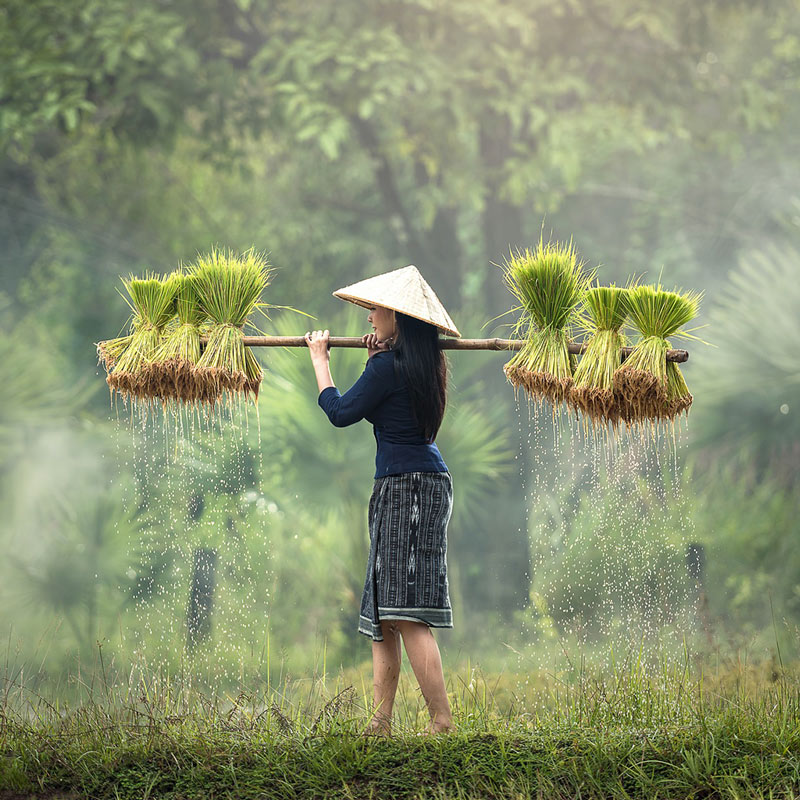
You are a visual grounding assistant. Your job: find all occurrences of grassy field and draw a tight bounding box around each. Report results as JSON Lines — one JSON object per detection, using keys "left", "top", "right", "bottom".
{"left": 2, "top": 648, "right": 800, "bottom": 800}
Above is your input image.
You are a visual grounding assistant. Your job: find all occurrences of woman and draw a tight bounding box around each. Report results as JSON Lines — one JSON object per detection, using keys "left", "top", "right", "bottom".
{"left": 304, "top": 265, "right": 460, "bottom": 737}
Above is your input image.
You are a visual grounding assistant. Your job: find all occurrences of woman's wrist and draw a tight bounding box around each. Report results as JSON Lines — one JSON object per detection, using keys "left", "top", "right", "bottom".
{"left": 312, "top": 357, "right": 334, "bottom": 392}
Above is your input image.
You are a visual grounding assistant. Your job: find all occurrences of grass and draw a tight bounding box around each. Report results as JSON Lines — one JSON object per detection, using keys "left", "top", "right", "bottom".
{"left": 3, "top": 646, "right": 800, "bottom": 799}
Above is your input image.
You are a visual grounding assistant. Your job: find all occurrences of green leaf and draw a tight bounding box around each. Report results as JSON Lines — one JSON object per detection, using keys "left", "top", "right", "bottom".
{"left": 357, "top": 98, "right": 373, "bottom": 119}
{"left": 62, "top": 106, "right": 78, "bottom": 131}
{"left": 318, "top": 130, "right": 339, "bottom": 159}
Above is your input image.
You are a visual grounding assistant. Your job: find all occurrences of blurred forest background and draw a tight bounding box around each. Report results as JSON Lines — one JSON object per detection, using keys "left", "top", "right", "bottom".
{"left": 1, "top": 0, "right": 799, "bottom": 685}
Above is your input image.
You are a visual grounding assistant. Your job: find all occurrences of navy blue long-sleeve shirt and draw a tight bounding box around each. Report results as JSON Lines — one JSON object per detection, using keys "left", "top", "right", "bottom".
{"left": 317, "top": 350, "right": 449, "bottom": 478}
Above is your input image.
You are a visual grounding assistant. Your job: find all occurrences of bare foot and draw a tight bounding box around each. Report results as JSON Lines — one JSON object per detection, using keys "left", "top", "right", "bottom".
{"left": 362, "top": 721, "right": 392, "bottom": 738}
{"left": 420, "top": 721, "right": 456, "bottom": 736}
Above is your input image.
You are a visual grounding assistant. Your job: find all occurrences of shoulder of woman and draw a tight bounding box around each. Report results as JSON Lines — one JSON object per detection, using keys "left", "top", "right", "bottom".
{"left": 369, "top": 350, "right": 394, "bottom": 365}
{"left": 366, "top": 349, "right": 396, "bottom": 375}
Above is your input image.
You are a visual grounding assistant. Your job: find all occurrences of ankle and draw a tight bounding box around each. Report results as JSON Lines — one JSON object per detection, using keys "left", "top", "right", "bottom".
{"left": 370, "top": 710, "right": 392, "bottom": 728}
{"left": 425, "top": 720, "right": 455, "bottom": 734}
{"left": 366, "top": 718, "right": 392, "bottom": 736}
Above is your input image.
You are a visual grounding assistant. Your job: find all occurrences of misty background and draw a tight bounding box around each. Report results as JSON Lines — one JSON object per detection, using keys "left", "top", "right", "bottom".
{"left": 1, "top": 0, "right": 799, "bottom": 686}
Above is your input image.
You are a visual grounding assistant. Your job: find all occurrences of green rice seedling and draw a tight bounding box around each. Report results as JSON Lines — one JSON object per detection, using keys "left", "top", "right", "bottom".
{"left": 664, "top": 356, "right": 693, "bottom": 420}
{"left": 192, "top": 248, "right": 274, "bottom": 405}
{"left": 96, "top": 331, "right": 134, "bottom": 373}
{"left": 501, "top": 238, "right": 595, "bottom": 407}
{"left": 568, "top": 285, "right": 630, "bottom": 428}
{"left": 142, "top": 272, "right": 207, "bottom": 405}
{"left": 613, "top": 283, "right": 702, "bottom": 427}
{"left": 97, "top": 312, "right": 161, "bottom": 373}
{"left": 106, "top": 273, "right": 180, "bottom": 402}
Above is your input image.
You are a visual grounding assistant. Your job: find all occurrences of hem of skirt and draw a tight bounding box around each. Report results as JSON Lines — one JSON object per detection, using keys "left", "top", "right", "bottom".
{"left": 358, "top": 609, "right": 453, "bottom": 642}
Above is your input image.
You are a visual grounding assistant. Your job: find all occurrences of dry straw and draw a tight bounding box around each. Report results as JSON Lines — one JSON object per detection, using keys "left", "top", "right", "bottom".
{"left": 568, "top": 285, "right": 630, "bottom": 428}
{"left": 106, "top": 272, "right": 180, "bottom": 401}
{"left": 613, "top": 282, "right": 702, "bottom": 427}
{"left": 192, "top": 248, "right": 274, "bottom": 405}
{"left": 501, "top": 238, "right": 595, "bottom": 408}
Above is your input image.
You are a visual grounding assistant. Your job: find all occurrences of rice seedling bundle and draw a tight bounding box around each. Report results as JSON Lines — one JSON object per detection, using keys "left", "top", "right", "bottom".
{"left": 97, "top": 310, "right": 165, "bottom": 373}
{"left": 192, "top": 248, "right": 273, "bottom": 404}
{"left": 569, "top": 285, "right": 630, "bottom": 426}
{"left": 96, "top": 329, "right": 135, "bottom": 373}
{"left": 613, "top": 284, "right": 701, "bottom": 425}
{"left": 142, "top": 272, "right": 208, "bottom": 404}
{"left": 665, "top": 356, "right": 693, "bottom": 419}
{"left": 106, "top": 273, "right": 180, "bottom": 400}
{"left": 502, "top": 238, "right": 595, "bottom": 406}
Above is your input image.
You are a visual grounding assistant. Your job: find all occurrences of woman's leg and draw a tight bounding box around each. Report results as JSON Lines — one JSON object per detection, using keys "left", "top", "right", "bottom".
{"left": 368, "top": 620, "right": 402, "bottom": 734}
{"left": 394, "top": 620, "right": 454, "bottom": 733}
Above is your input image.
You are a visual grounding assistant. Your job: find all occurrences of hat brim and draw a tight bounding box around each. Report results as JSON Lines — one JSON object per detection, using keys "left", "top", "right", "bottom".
{"left": 333, "top": 292, "right": 461, "bottom": 338}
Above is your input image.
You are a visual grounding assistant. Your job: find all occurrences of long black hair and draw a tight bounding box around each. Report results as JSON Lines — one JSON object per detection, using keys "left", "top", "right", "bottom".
{"left": 392, "top": 311, "right": 448, "bottom": 442}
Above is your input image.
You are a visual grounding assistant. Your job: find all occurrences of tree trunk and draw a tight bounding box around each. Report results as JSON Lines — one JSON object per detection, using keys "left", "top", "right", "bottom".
{"left": 479, "top": 115, "right": 525, "bottom": 325}
{"left": 413, "top": 160, "right": 463, "bottom": 308}
{"left": 686, "top": 542, "right": 713, "bottom": 647}
{"left": 187, "top": 547, "right": 217, "bottom": 648}
{"left": 478, "top": 114, "right": 529, "bottom": 611}
{"left": 349, "top": 118, "right": 463, "bottom": 308}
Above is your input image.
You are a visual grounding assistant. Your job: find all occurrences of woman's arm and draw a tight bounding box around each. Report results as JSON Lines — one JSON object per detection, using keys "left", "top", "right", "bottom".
{"left": 312, "top": 359, "right": 334, "bottom": 393}
{"left": 305, "top": 329, "right": 334, "bottom": 393}
{"left": 317, "top": 358, "right": 392, "bottom": 427}
{"left": 305, "top": 329, "right": 392, "bottom": 394}
{"left": 305, "top": 329, "right": 393, "bottom": 427}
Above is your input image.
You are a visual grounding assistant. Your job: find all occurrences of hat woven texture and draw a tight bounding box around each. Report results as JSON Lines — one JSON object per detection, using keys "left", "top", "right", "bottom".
{"left": 332, "top": 265, "right": 461, "bottom": 338}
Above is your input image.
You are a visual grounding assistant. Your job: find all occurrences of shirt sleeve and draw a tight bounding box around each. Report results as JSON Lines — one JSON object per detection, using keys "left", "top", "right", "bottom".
{"left": 317, "top": 353, "right": 393, "bottom": 427}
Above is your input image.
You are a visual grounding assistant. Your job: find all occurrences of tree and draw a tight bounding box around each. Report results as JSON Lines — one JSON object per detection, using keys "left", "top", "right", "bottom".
{"left": 5, "top": 0, "right": 799, "bottom": 314}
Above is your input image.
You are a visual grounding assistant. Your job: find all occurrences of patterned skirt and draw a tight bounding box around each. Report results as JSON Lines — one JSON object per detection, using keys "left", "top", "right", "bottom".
{"left": 358, "top": 471, "right": 454, "bottom": 642}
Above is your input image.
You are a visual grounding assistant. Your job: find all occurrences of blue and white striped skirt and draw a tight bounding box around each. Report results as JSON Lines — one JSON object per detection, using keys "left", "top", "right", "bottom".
{"left": 359, "top": 471, "right": 454, "bottom": 642}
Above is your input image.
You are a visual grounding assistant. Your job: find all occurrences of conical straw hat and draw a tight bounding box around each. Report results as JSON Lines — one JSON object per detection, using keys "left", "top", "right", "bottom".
{"left": 332, "top": 265, "right": 461, "bottom": 338}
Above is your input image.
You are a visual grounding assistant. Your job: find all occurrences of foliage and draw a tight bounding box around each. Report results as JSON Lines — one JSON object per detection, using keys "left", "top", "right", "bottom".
{"left": 0, "top": 316, "right": 93, "bottom": 466}
{"left": 689, "top": 242, "right": 800, "bottom": 483}
{"left": 687, "top": 458, "right": 800, "bottom": 634}
{"left": 526, "top": 446, "right": 800, "bottom": 646}
{"left": 0, "top": 0, "right": 201, "bottom": 148}
{"left": 7, "top": 492, "right": 139, "bottom": 656}
{"left": 1, "top": 0, "right": 800, "bottom": 677}
{"left": 4, "top": 0, "right": 799, "bottom": 312}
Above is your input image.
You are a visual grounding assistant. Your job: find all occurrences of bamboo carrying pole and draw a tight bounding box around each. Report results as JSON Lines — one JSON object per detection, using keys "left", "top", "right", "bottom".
{"left": 226, "top": 336, "right": 689, "bottom": 363}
